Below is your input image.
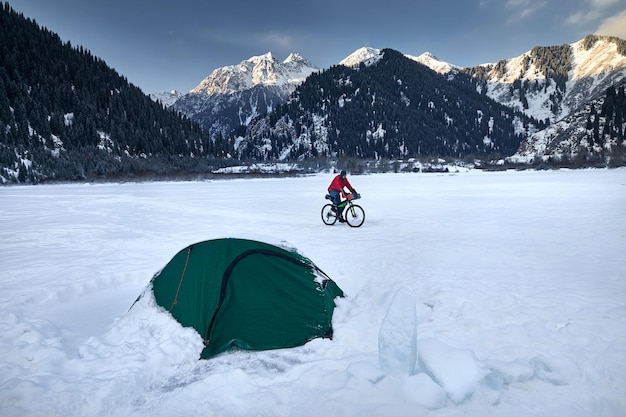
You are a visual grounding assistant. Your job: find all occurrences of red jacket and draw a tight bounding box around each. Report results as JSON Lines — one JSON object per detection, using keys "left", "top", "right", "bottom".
{"left": 328, "top": 175, "right": 355, "bottom": 196}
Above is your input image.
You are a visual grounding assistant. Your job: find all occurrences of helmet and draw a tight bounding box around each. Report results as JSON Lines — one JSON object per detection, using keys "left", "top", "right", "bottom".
{"left": 340, "top": 170, "right": 347, "bottom": 178}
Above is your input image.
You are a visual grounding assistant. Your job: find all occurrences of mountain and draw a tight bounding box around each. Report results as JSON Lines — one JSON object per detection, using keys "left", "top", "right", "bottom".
{"left": 0, "top": 4, "right": 231, "bottom": 184}
{"left": 340, "top": 37, "right": 626, "bottom": 125}
{"left": 341, "top": 47, "right": 458, "bottom": 74}
{"left": 234, "top": 49, "right": 539, "bottom": 163}
{"left": 170, "top": 53, "right": 319, "bottom": 137}
{"left": 339, "top": 36, "right": 626, "bottom": 166}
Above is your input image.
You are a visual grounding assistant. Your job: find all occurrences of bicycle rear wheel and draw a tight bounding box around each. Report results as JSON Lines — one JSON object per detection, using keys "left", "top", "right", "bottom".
{"left": 321, "top": 204, "right": 338, "bottom": 225}
{"left": 345, "top": 204, "right": 365, "bottom": 227}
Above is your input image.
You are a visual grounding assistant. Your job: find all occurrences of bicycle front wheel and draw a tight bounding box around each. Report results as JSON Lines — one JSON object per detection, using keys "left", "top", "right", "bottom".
{"left": 321, "top": 204, "right": 338, "bottom": 225}
{"left": 345, "top": 204, "right": 365, "bottom": 227}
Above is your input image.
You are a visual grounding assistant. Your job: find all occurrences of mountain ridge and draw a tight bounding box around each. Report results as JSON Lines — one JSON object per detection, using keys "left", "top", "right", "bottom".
{"left": 154, "top": 35, "right": 626, "bottom": 166}
{"left": 160, "top": 35, "right": 624, "bottom": 166}
{"left": 189, "top": 52, "right": 318, "bottom": 96}
{"left": 235, "top": 48, "right": 539, "bottom": 162}
{"left": 461, "top": 35, "right": 626, "bottom": 124}
{"left": 2, "top": 0, "right": 625, "bottom": 185}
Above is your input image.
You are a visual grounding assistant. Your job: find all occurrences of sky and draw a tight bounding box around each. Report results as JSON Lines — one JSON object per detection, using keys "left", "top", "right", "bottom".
{"left": 6, "top": 0, "right": 626, "bottom": 94}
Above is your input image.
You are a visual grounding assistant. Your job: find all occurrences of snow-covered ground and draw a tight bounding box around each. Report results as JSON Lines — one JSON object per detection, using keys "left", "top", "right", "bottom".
{"left": 1, "top": 169, "right": 625, "bottom": 417}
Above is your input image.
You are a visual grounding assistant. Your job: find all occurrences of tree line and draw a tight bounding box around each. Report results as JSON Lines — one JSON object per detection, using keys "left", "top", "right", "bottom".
{"left": 587, "top": 84, "right": 626, "bottom": 148}
{"left": 0, "top": 3, "right": 234, "bottom": 183}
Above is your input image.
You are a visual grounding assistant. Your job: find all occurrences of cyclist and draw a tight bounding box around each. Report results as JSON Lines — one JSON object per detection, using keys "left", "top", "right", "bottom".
{"left": 327, "top": 170, "right": 357, "bottom": 222}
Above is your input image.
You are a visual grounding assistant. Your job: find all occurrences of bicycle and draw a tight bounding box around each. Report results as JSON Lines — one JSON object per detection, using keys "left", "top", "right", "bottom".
{"left": 321, "top": 193, "right": 365, "bottom": 227}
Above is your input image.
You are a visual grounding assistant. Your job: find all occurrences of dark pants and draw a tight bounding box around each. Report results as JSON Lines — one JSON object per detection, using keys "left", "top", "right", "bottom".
{"left": 328, "top": 190, "right": 341, "bottom": 206}
{"left": 328, "top": 190, "right": 344, "bottom": 219}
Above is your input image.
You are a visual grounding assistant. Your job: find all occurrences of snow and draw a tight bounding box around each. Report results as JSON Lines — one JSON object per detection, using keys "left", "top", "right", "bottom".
{"left": 211, "top": 163, "right": 300, "bottom": 174}
{"left": 1, "top": 169, "right": 625, "bottom": 417}
{"left": 340, "top": 47, "right": 383, "bottom": 68}
{"left": 477, "top": 37, "right": 626, "bottom": 125}
{"left": 190, "top": 53, "right": 318, "bottom": 96}
{"left": 406, "top": 52, "right": 459, "bottom": 74}
{"left": 571, "top": 38, "right": 626, "bottom": 80}
{"left": 340, "top": 48, "right": 458, "bottom": 74}
{"left": 149, "top": 90, "right": 183, "bottom": 107}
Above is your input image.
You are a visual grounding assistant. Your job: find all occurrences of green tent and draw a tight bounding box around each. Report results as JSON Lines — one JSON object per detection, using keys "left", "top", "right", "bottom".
{"left": 145, "top": 238, "right": 344, "bottom": 359}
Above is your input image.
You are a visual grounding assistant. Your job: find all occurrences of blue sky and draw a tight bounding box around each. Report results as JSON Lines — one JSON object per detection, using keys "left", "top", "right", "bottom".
{"left": 7, "top": 0, "right": 626, "bottom": 93}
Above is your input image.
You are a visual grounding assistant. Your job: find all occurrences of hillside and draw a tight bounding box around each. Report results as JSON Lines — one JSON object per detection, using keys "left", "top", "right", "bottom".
{"left": 508, "top": 82, "right": 626, "bottom": 167}
{"left": 0, "top": 3, "right": 233, "bottom": 184}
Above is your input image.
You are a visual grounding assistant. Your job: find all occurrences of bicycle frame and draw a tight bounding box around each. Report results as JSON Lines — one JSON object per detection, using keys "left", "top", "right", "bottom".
{"left": 336, "top": 199, "right": 356, "bottom": 218}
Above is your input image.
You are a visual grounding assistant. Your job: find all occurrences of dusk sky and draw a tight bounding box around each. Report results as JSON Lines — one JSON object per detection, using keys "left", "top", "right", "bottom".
{"left": 7, "top": 0, "right": 626, "bottom": 94}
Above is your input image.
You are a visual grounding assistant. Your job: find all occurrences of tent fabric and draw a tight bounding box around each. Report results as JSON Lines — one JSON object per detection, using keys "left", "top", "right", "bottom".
{"left": 148, "top": 238, "right": 344, "bottom": 359}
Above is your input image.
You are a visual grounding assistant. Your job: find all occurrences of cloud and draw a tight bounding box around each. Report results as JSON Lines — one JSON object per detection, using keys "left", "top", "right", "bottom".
{"left": 588, "top": 0, "right": 620, "bottom": 8}
{"left": 505, "top": 0, "right": 528, "bottom": 6}
{"left": 260, "top": 32, "right": 297, "bottom": 51}
{"left": 505, "top": 0, "right": 546, "bottom": 20}
{"left": 195, "top": 27, "right": 299, "bottom": 55}
{"left": 566, "top": 9, "right": 602, "bottom": 25}
{"left": 565, "top": 0, "right": 622, "bottom": 26}
{"left": 595, "top": 10, "right": 626, "bottom": 39}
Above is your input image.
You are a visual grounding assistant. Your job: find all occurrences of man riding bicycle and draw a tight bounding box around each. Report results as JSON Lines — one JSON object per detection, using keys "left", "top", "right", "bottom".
{"left": 327, "top": 170, "right": 357, "bottom": 222}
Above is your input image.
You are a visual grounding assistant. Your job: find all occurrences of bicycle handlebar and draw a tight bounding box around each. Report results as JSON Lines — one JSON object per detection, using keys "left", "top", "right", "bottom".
{"left": 325, "top": 193, "right": 361, "bottom": 202}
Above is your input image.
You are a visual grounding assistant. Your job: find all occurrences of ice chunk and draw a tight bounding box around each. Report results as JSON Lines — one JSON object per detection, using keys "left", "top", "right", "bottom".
{"left": 378, "top": 288, "right": 417, "bottom": 376}
{"left": 403, "top": 373, "right": 447, "bottom": 409}
{"left": 418, "top": 338, "right": 487, "bottom": 404}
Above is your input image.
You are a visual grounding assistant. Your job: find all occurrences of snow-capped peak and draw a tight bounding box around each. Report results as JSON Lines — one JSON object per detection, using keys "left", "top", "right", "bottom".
{"left": 283, "top": 53, "right": 309, "bottom": 65}
{"left": 340, "top": 47, "right": 382, "bottom": 67}
{"left": 190, "top": 52, "right": 319, "bottom": 96}
{"left": 406, "top": 52, "right": 458, "bottom": 74}
{"left": 246, "top": 52, "right": 275, "bottom": 66}
{"left": 339, "top": 47, "right": 456, "bottom": 73}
